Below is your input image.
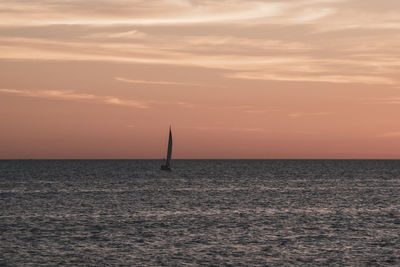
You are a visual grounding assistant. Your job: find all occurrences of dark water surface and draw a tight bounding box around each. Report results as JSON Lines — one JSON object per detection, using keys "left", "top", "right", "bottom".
{"left": 1, "top": 160, "right": 400, "bottom": 266}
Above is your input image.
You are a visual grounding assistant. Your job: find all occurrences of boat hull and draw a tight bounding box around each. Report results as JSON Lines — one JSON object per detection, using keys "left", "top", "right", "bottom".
{"left": 161, "top": 165, "right": 172, "bottom": 171}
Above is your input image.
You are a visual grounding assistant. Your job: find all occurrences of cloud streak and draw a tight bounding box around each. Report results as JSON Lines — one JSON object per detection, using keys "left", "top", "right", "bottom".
{"left": 0, "top": 89, "right": 149, "bottom": 108}
{"left": 114, "top": 77, "right": 221, "bottom": 88}
{"left": 228, "top": 72, "right": 396, "bottom": 85}
{"left": 193, "top": 126, "right": 272, "bottom": 133}
{"left": 1, "top": 32, "right": 399, "bottom": 86}
{"left": 0, "top": 0, "right": 338, "bottom": 26}
{"left": 288, "top": 112, "right": 332, "bottom": 118}
{"left": 1, "top": 0, "right": 400, "bottom": 88}
{"left": 0, "top": 88, "right": 198, "bottom": 109}
{"left": 377, "top": 132, "right": 400, "bottom": 138}
{"left": 366, "top": 96, "right": 400, "bottom": 105}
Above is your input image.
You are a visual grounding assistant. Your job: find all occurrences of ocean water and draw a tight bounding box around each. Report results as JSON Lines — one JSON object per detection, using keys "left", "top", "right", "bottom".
{"left": 1, "top": 160, "right": 400, "bottom": 266}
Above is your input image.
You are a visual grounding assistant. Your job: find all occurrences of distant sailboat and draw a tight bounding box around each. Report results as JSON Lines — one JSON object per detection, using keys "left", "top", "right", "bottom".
{"left": 161, "top": 126, "right": 173, "bottom": 171}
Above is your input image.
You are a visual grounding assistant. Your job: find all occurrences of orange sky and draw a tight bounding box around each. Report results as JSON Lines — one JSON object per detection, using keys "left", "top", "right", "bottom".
{"left": 1, "top": 0, "right": 400, "bottom": 159}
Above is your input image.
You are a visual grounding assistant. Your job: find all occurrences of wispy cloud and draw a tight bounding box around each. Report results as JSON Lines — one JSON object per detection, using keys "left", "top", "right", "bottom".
{"left": 366, "top": 96, "right": 400, "bottom": 105}
{"left": 0, "top": 0, "right": 335, "bottom": 26}
{"left": 177, "top": 101, "right": 195, "bottom": 108}
{"left": 1, "top": 0, "right": 400, "bottom": 89}
{"left": 85, "top": 30, "right": 147, "bottom": 39}
{"left": 114, "top": 77, "right": 222, "bottom": 88}
{"left": 289, "top": 112, "right": 332, "bottom": 118}
{"left": 219, "top": 105, "right": 279, "bottom": 114}
{"left": 227, "top": 72, "right": 396, "bottom": 85}
{"left": 193, "top": 126, "right": 272, "bottom": 133}
{"left": 0, "top": 88, "right": 199, "bottom": 109}
{"left": 0, "top": 89, "right": 149, "bottom": 108}
{"left": 377, "top": 132, "right": 400, "bottom": 138}
{"left": 192, "top": 126, "right": 316, "bottom": 136}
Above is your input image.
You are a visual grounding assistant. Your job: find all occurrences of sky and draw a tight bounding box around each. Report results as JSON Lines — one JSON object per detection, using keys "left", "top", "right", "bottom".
{"left": 1, "top": 0, "right": 400, "bottom": 159}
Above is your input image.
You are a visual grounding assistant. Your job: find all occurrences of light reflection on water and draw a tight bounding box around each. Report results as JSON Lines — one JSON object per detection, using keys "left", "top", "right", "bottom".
{"left": 1, "top": 160, "right": 400, "bottom": 266}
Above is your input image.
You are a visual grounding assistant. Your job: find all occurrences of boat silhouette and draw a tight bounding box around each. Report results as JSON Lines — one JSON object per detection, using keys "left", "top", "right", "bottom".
{"left": 161, "top": 126, "right": 173, "bottom": 171}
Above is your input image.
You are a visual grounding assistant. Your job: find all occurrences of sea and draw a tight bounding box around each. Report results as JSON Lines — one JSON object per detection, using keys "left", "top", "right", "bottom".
{"left": 1, "top": 160, "right": 400, "bottom": 266}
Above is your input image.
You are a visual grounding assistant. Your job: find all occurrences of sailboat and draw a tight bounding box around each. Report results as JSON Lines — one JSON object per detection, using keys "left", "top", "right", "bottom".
{"left": 161, "top": 126, "right": 173, "bottom": 171}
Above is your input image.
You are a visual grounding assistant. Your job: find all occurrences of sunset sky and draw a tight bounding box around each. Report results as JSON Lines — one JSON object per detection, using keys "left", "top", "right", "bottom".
{"left": 1, "top": 0, "right": 400, "bottom": 159}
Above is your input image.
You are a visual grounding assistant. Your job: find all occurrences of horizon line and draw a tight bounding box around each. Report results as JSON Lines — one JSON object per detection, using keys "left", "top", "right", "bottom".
{"left": 1, "top": 158, "right": 400, "bottom": 160}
